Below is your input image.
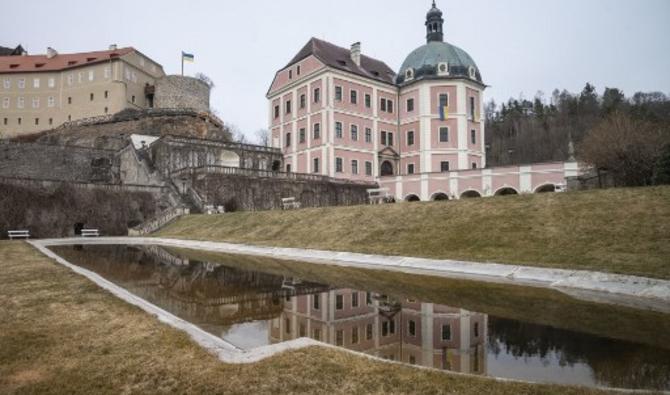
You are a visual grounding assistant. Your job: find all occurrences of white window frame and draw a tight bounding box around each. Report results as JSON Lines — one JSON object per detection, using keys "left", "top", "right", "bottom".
{"left": 335, "top": 157, "right": 343, "bottom": 173}
{"left": 32, "top": 97, "right": 39, "bottom": 108}
{"left": 335, "top": 122, "right": 343, "bottom": 139}
{"left": 350, "top": 124, "right": 358, "bottom": 141}
{"left": 365, "top": 161, "right": 372, "bottom": 176}
{"left": 33, "top": 78, "right": 40, "bottom": 88}
{"left": 365, "top": 128, "right": 372, "bottom": 143}
{"left": 18, "top": 78, "right": 25, "bottom": 89}
{"left": 104, "top": 67, "right": 111, "bottom": 79}
{"left": 48, "top": 96, "right": 55, "bottom": 107}
{"left": 439, "top": 126, "right": 449, "bottom": 143}
{"left": 48, "top": 78, "right": 55, "bottom": 88}
{"left": 3, "top": 79, "right": 10, "bottom": 89}
{"left": 2, "top": 97, "right": 9, "bottom": 109}
{"left": 88, "top": 70, "right": 94, "bottom": 81}
{"left": 351, "top": 159, "right": 358, "bottom": 175}
{"left": 17, "top": 97, "right": 24, "bottom": 109}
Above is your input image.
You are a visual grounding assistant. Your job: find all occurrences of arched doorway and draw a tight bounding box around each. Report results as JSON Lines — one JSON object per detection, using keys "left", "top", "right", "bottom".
{"left": 460, "top": 190, "right": 482, "bottom": 199}
{"left": 535, "top": 184, "right": 556, "bottom": 193}
{"left": 495, "top": 187, "right": 519, "bottom": 196}
{"left": 380, "top": 161, "right": 394, "bottom": 176}
{"left": 405, "top": 194, "right": 420, "bottom": 202}
{"left": 219, "top": 150, "right": 240, "bottom": 167}
{"left": 431, "top": 192, "right": 449, "bottom": 201}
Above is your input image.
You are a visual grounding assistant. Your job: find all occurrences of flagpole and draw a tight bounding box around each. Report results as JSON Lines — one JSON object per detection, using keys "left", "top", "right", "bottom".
{"left": 181, "top": 52, "right": 184, "bottom": 76}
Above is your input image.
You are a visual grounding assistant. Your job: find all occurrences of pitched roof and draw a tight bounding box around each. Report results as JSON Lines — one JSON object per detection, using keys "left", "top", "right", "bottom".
{"left": 0, "top": 45, "right": 25, "bottom": 56}
{"left": 0, "top": 47, "right": 134, "bottom": 73}
{"left": 286, "top": 38, "right": 396, "bottom": 85}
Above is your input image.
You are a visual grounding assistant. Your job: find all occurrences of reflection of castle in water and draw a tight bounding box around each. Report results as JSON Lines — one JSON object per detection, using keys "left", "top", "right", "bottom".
{"left": 271, "top": 290, "right": 487, "bottom": 374}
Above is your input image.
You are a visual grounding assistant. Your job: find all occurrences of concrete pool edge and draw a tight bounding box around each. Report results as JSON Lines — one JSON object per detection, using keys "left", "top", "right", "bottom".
{"left": 33, "top": 237, "right": 670, "bottom": 313}
{"left": 26, "top": 239, "right": 670, "bottom": 394}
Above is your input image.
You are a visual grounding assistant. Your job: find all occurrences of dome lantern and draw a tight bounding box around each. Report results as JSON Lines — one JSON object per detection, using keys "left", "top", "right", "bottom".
{"left": 426, "top": 1, "right": 444, "bottom": 43}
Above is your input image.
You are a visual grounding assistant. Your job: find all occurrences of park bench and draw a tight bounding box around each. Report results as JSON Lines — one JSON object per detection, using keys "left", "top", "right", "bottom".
{"left": 80, "top": 229, "right": 100, "bottom": 237}
{"left": 367, "top": 188, "right": 390, "bottom": 204}
{"left": 282, "top": 197, "right": 301, "bottom": 210}
{"left": 8, "top": 230, "right": 30, "bottom": 239}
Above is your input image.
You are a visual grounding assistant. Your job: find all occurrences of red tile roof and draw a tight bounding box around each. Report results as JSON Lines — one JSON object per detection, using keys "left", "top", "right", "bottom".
{"left": 0, "top": 47, "right": 135, "bottom": 73}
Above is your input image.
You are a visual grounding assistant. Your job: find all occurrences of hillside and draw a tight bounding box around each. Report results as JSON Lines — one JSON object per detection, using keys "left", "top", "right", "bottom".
{"left": 157, "top": 186, "right": 670, "bottom": 280}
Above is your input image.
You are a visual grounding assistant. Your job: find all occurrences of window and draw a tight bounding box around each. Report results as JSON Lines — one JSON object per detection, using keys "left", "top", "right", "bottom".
{"left": 351, "top": 327, "right": 359, "bottom": 344}
{"left": 365, "top": 128, "right": 372, "bottom": 143}
{"left": 336, "top": 294, "right": 344, "bottom": 309}
{"left": 313, "top": 157, "right": 319, "bottom": 173}
{"left": 288, "top": 70, "right": 292, "bottom": 79}
{"left": 131, "top": 95, "right": 136, "bottom": 103}
{"left": 297, "top": 65, "right": 301, "bottom": 75}
{"left": 352, "top": 160, "right": 358, "bottom": 175}
{"left": 365, "top": 161, "right": 372, "bottom": 176}
{"left": 78, "top": 72, "right": 83, "bottom": 83}
{"left": 90, "top": 93, "right": 94, "bottom": 101}
{"left": 104, "top": 107, "right": 108, "bottom": 114}
{"left": 18, "top": 78, "right": 25, "bottom": 89}
{"left": 407, "top": 98, "right": 414, "bottom": 112}
{"left": 335, "top": 86, "right": 342, "bottom": 101}
{"left": 48, "top": 118, "right": 53, "bottom": 125}
{"left": 439, "top": 127, "right": 449, "bottom": 142}
{"left": 335, "top": 122, "right": 343, "bottom": 138}
{"left": 68, "top": 97, "right": 72, "bottom": 104}
{"left": 300, "top": 94, "right": 306, "bottom": 109}
{"left": 313, "top": 294, "right": 320, "bottom": 310}
{"left": 18, "top": 117, "right": 22, "bottom": 125}
{"left": 34, "top": 118, "right": 39, "bottom": 125}
{"left": 336, "top": 330, "right": 344, "bottom": 346}
{"left": 474, "top": 322, "right": 479, "bottom": 337}
{"left": 67, "top": 74, "right": 73, "bottom": 86}
{"left": 286, "top": 164, "right": 292, "bottom": 172}
{"left": 441, "top": 324, "right": 452, "bottom": 341}
{"left": 285, "top": 100, "right": 291, "bottom": 114}
{"left": 366, "top": 323, "right": 373, "bottom": 340}
{"left": 2, "top": 97, "right": 8, "bottom": 109}
{"left": 407, "top": 130, "right": 414, "bottom": 146}
{"left": 48, "top": 78, "right": 55, "bottom": 88}
{"left": 32, "top": 97, "right": 39, "bottom": 108}
{"left": 104, "top": 67, "right": 111, "bottom": 79}
{"left": 440, "top": 161, "right": 450, "bottom": 172}
{"left": 470, "top": 96, "right": 476, "bottom": 120}
{"left": 17, "top": 97, "right": 24, "bottom": 109}
{"left": 3, "top": 79, "right": 9, "bottom": 89}
{"left": 350, "top": 89, "right": 357, "bottom": 104}
{"left": 381, "top": 131, "right": 387, "bottom": 146}
{"left": 407, "top": 163, "right": 415, "bottom": 174}
{"left": 313, "top": 123, "right": 321, "bottom": 139}
{"left": 439, "top": 93, "right": 449, "bottom": 108}
{"left": 387, "top": 100, "right": 393, "bottom": 113}
{"left": 313, "top": 328, "right": 321, "bottom": 341}
{"left": 299, "top": 324, "right": 306, "bottom": 337}
{"left": 380, "top": 98, "right": 387, "bottom": 112}
{"left": 471, "top": 129, "right": 476, "bottom": 144}
{"left": 274, "top": 105, "right": 279, "bottom": 119}
{"left": 285, "top": 318, "right": 291, "bottom": 334}
{"left": 313, "top": 88, "right": 320, "bottom": 103}
{"left": 409, "top": 355, "right": 416, "bottom": 365}
{"left": 3, "top": 118, "right": 7, "bottom": 125}
{"left": 387, "top": 132, "right": 393, "bottom": 146}
{"left": 104, "top": 90, "right": 108, "bottom": 99}
{"left": 382, "top": 321, "right": 389, "bottom": 336}
{"left": 67, "top": 115, "right": 71, "bottom": 121}
{"left": 472, "top": 162, "right": 477, "bottom": 169}
{"left": 351, "top": 125, "right": 358, "bottom": 141}
{"left": 33, "top": 78, "right": 40, "bottom": 88}
{"left": 299, "top": 128, "right": 306, "bottom": 143}
{"left": 335, "top": 157, "right": 343, "bottom": 173}
{"left": 88, "top": 70, "right": 94, "bottom": 81}
{"left": 409, "top": 320, "right": 416, "bottom": 336}
{"left": 364, "top": 94, "right": 371, "bottom": 108}
{"left": 285, "top": 132, "right": 291, "bottom": 147}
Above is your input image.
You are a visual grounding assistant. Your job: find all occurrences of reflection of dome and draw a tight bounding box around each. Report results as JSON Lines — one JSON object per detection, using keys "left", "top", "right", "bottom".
{"left": 397, "top": 41, "right": 482, "bottom": 85}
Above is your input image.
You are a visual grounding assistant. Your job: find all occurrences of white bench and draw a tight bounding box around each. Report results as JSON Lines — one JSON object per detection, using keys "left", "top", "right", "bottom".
{"left": 282, "top": 197, "right": 301, "bottom": 210}
{"left": 8, "top": 230, "right": 30, "bottom": 239}
{"left": 367, "top": 188, "right": 390, "bottom": 204}
{"left": 80, "top": 229, "right": 100, "bottom": 237}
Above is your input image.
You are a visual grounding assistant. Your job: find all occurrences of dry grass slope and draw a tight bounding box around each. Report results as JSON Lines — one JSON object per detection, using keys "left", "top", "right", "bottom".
{"left": 157, "top": 186, "right": 670, "bottom": 280}
{"left": 0, "top": 241, "right": 618, "bottom": 394}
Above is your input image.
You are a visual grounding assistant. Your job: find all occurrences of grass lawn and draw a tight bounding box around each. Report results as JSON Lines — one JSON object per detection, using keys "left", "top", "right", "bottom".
{"left": 156, "top": 186, "right": 670, "bottom": 280}
{"left": 0, "top": 240, "right": 623, "bottom": 395}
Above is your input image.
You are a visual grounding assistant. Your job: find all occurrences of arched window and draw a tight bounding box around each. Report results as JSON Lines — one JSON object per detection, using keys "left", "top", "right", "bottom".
{"left": 380, "top": 161, "right": 394, "bottom": 176}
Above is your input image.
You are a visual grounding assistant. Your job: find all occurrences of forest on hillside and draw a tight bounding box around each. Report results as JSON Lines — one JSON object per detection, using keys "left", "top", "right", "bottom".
{"left": 485, "top": 84, "right": 670, "bottom": 186}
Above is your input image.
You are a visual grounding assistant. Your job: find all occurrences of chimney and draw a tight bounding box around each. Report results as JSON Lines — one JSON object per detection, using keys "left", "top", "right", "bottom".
{"left": 109, "top": 44, "right": 117, "bottom": 51}
{"left": 46, "top": 47, "right": 57, "bottom": 59}
{"left": 350, "top": 42, "right": 361, "bottom": 67}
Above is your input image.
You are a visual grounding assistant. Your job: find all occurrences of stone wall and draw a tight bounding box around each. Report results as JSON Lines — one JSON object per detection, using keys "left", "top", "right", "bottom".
{"left": 0, "top": 141, "right": 118, "bottom": 183}
{"left": 191, "top": 173, "right": 373, "bottom": 212}
{"left": 154, "top": 76, "right": 210, "bottom": 112}
{"left": 0, "top": 180, "right": 163, "bottom": 238}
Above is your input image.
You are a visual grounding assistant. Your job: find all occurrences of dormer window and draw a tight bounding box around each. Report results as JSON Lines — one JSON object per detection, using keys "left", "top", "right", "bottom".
{"left": 468, "top": 66, "right": 476, "bottom": 79}
{"left": 9, "top": 64, "right": 19, "bottom": 69}
{"left": 337, "top": 60, "right": 347, "bottom": 66}
{"left": 87, "top": 57, "right": 96, "bottom": 62}
{"left": 68, "top": 60, "right": 77, "bottom": 66}
{"left": 405, "top": 68, "right": 414, "bottom": 80}
{"left": 437, "top": 62, "right": 449, "bottom": 76}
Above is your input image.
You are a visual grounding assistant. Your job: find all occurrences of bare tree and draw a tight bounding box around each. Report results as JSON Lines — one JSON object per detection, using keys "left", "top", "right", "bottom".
{"left": 225, "top": 123, "right": 248, "bottom": 144}
{"left": 578, "top": 112, "right": 670, "bottom": 186}
{"left": 254, "top": 129, "right": 270, "bottom": 146}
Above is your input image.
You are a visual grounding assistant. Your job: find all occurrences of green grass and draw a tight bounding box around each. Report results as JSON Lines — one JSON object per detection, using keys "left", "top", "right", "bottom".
{"left": 0, "top": 241, "right": 622, "bottom": 394}
{"left": 157, "top": 186, "right": 670, "bottom": 280}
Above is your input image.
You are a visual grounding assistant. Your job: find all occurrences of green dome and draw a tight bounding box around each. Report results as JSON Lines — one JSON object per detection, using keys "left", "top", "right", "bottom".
{"left": 397, "top": 41, "right": 482, "bottom": 85}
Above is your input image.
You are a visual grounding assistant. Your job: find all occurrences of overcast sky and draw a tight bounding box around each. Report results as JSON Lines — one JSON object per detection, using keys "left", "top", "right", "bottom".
{"left": 3, "top": 0, "right": 669, "bottom": 141}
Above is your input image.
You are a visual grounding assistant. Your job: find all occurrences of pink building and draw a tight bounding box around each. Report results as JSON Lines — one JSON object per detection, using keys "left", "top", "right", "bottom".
{"left": 267, "top": 2, "right": 579, "bottom": 201}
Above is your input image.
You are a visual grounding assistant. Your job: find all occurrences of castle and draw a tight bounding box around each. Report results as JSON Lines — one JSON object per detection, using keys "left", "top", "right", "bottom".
{"left": 267, "top": 2, "right": 579, "bottom": 201}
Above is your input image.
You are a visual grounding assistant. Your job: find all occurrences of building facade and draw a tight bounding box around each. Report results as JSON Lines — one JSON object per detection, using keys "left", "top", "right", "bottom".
{"left": 267, "top": 2, "right": 579, "bottom": 201}
{"left": 0, "top": 45, "right": 165, "bottom": 137}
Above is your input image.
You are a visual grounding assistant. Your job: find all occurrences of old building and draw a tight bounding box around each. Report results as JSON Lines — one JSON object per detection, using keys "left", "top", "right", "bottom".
{"left": 268, "top": 2, "right": 581, "bottom": 201}
{"left": 0, "top": 45, "right": 211, "bottom": 138}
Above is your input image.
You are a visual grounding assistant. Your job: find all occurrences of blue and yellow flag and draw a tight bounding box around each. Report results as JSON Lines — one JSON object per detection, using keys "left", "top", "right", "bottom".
{"left": 438, "top": 105, "right": 449, "bottom": 121}
{"left": 182, "top": 51, "right": 194, "bottom": 63}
